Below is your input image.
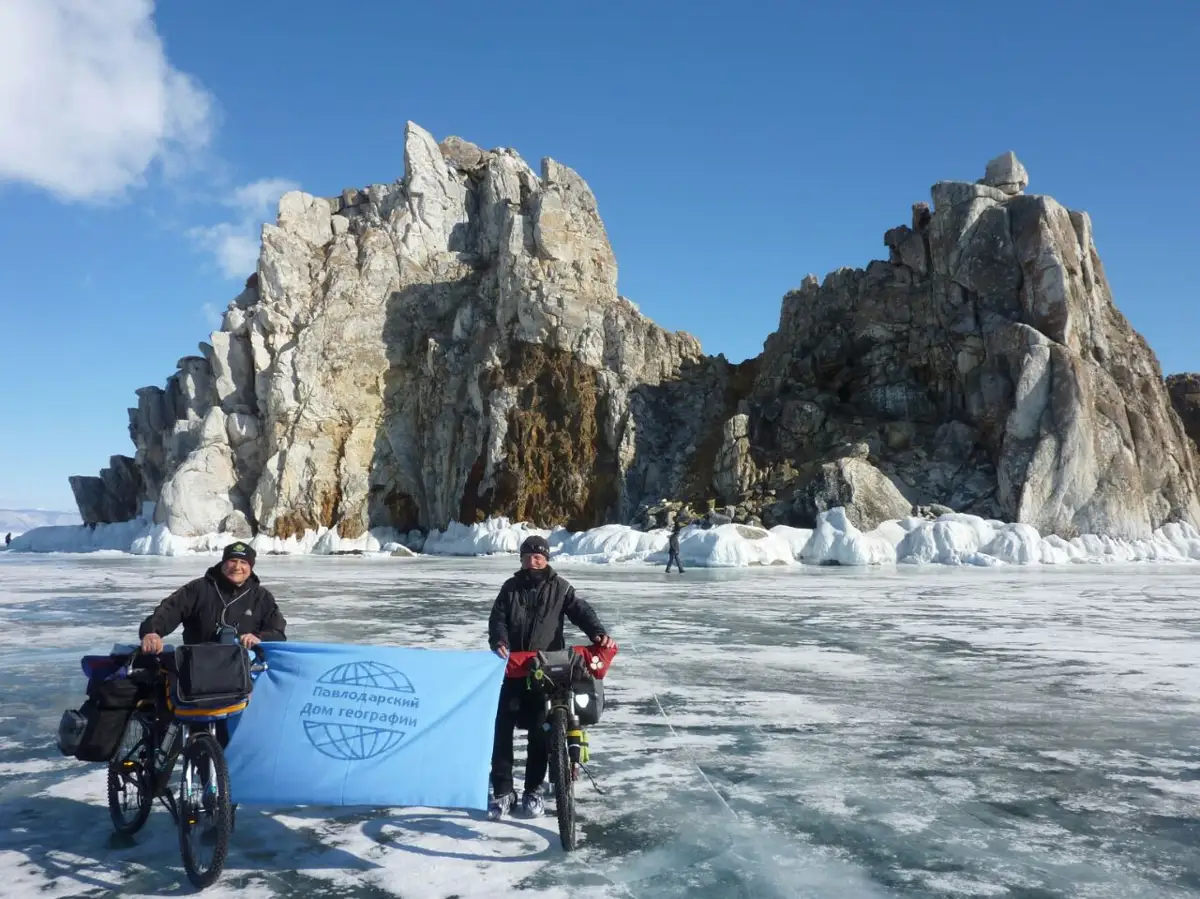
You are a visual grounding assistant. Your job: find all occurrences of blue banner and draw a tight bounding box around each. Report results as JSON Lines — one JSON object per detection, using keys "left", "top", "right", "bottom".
{"left": 223, "top": 642, "right": 507, "bottom": 810}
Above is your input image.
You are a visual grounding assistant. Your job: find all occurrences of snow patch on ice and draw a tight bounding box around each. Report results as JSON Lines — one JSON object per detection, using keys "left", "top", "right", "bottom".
{"left": 553, "top": 523, "right": 665, "bottom": 562}
{"left": 669, "top": 523, "right": 795, "bottom": 568}
{"left": 800, "top": 508, "right": 899, "bottom": 566}
{"left": 421, "top": 518, "right": 550, "bottom": 556}
{"left": 10, "top": 503, "right": 1200, "bottom": 570}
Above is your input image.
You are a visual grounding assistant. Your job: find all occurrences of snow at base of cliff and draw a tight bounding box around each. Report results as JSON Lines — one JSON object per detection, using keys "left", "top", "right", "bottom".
{"left": 8, "top": 505, "right": 1200, "bottom": 568}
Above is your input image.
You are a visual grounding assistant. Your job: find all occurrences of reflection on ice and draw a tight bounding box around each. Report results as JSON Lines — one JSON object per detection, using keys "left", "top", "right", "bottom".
{"left": 0, "top": 554, "right": 1198, "bottom": 897}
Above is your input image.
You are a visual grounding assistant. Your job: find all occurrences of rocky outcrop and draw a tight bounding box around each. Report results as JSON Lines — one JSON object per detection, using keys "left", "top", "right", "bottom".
{"left": 71, "top": 136, "right": 1200, "bottom": 542}
{"left": 791, "top": 453, "right": 912, "bottom": 531}
{"left": 1167, "top": 374, "right": 1200, "bottom": 452}
{"left": 740, "top": 154, "right": 1200, "bottom": 539}
{"left": 94, "top": 123, "right": 701, "bottom": 539}
{"left": 69, "top": 455, "right": 143, "bottom": 524}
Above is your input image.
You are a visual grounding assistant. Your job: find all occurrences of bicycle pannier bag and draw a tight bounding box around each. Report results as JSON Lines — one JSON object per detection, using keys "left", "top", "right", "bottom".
{"left": 61, "top": 677, "right": 142, "bottom": 762}
{"left": 63, "top": 701, "right": 133, "bottom": 762}
{"left": 57, "top": 708, "right": 87, "bottom": 756}
{"left": 572, "top": 676, "right": 605, "bottom": 726}
{"left": 174, "top": 643, "right": 252, "bottom": 704}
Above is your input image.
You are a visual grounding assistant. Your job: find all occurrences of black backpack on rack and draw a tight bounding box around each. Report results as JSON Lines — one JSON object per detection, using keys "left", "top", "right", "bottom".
{"left": 57, "top": 657, "right": 152, "bottom": 763}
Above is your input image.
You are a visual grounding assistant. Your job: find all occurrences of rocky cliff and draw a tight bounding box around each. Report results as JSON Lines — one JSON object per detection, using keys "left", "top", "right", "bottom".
{"left": 70, "top": 131, "right": 1200, "bottom": 542}
{"left": 737, "top": 152, "right": 1200, "bottom": 539}
{"left": 74, "top": 124, "right": 702, "bottom": 540}
{"left": 1167, "top": 374, "right": 1200, "bottom": 453}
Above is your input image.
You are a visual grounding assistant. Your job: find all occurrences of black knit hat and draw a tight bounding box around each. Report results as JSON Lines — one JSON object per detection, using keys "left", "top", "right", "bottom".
{"left": 519, "top": 535, "right": 550, "bottom": 557}
{"left": 222, "top": 541, "right": 256, "bottom": 566}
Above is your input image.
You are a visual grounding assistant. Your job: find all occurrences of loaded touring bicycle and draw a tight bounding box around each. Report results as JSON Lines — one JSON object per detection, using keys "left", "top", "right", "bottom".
{"left": 503, "top": 641, "right": 618, "bottom": 851}
{"left": 57, "top": 625, "right": 266, "bottom": 889}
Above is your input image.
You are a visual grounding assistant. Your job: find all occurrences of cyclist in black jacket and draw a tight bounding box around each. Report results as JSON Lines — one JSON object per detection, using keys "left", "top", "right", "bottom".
{"left": 135, "top": 540, "right": 284, "bottom": 821}
{"left": 487, "top": 534, "right": 613, "bottom": 820}
{"left": 138, "top": 541, "right": 287, "bottom": 653}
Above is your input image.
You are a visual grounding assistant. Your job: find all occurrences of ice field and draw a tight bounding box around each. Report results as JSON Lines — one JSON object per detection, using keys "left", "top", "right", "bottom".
{"left": 1, "top": 552, "right": 1199, "bottom": 897}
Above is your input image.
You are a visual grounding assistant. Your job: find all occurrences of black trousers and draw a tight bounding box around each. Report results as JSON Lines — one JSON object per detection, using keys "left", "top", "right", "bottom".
{"left": 491, "top": 680, "right": 548, "bottom": 797}
{"left": 666, "top": 549, "right": 684, "bottom": 572}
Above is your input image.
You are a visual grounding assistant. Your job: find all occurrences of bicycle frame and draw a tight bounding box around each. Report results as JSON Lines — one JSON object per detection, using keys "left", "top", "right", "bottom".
{"left": 115, "top": 660, "right": 181, "bottom": 822}
{"left": 537, "top": 680, "right": 586, "bottom": 770}
{"left": 115, "top": 645, "right": 265, "bottom": 825}
{"left": 507, "top": 643, "right": 617, "bottom": 775}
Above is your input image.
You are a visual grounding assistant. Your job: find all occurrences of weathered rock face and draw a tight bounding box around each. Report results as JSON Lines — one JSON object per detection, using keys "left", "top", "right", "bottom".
{"left": 69, "top": 455, "right": 144, "bottom": 524}
{"left": 743, "top": 153, "right": 1200, "bottom": 538}
{"left": 1167, "top": 374, "right": 1200, "bottom": 453}
{"left": 72, "top": 138, "right": 1200, "bottom": 542}
{"left": 791, "top": 454, "right": 913, "bottom": 531}
{"left": 95, "top": 123, "right": 701, "bottom": 538}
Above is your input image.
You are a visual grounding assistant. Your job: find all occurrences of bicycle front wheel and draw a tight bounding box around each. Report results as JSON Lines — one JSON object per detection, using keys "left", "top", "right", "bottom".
{"left": 549, "top": 711, "right": 576, "bottom": 851}
{"left": 177, "top": 730, "right": 233, "bottom": 889}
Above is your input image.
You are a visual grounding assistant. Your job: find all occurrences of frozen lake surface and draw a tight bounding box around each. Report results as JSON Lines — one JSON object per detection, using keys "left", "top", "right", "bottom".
{"left": 1, "top": 552, "right": 1199, "bottom": 897}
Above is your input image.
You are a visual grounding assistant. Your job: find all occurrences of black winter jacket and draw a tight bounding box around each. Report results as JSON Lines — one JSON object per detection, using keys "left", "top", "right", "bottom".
{"left": 138, "top": 565, "right": 288, "bottom": 645}
{"left": 488, "top": 566, "right": 606, "bottom": 653}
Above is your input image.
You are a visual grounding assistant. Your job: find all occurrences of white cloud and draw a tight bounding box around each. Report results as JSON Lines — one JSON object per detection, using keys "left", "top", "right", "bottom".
{"left": 0, "top": 1, "right": 301, "bottom": 286}
{"left": 0, "top": 0, "right": 215, "bottom": 202}
{"left": 201, "top": 302, "right": 224, "bottom": 328}
{"left": 189, "top": 177, "right": 300, "bottom": 279}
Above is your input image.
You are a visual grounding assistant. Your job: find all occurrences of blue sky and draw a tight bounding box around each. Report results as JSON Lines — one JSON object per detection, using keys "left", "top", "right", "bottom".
{"left": 0, "top": 0, "right": 1195, "bottom": 512}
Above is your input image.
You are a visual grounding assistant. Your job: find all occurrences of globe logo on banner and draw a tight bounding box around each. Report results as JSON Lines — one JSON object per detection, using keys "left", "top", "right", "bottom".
{"left": 299, "top": 660, "right": 421, "bottom": 761}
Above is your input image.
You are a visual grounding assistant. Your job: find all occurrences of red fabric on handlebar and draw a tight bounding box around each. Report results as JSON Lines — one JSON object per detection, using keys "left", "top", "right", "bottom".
{"left": 503, "top": 643, "right": 618, "bottom": 680}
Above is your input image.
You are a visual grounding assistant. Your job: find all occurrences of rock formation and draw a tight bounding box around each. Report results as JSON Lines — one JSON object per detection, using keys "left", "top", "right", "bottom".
{"left": 738, "top": 159, "right": 1200, "bottom": 539}
{"left": 69, "top": 456, "right": 143, "bottom": 524}
{"left": 614, "top": 153, "right": 1200, "bottom": 539}
{"left": 79, "top": 124, "right": 701, "bottom": 539}
{"left": 71, "top": 131, "right": 1200, "bottom": 543}
{"left": 1167, "top": 374, "right": 1200, "bottom": 452}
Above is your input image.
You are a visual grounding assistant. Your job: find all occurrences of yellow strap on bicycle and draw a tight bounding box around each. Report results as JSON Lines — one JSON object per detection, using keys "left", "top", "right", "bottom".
{"left": 163, "top": 676, "right": 248, "bottom": 717}
{"left": 170, "top": 699, "right": 248, "bottom": 718}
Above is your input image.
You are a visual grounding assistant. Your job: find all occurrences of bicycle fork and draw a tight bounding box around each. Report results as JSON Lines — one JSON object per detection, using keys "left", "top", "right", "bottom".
{"left": 551, "top": 704, "right": 591, "bottom": 783}
{"left": 566, "top": 724, "right": 589, "bottom": 772}
{"left": 560, "top": 705, "right": 606, "bottom": 795}
{"left": 180, "top": 724, "right": 218, "bottom": 821}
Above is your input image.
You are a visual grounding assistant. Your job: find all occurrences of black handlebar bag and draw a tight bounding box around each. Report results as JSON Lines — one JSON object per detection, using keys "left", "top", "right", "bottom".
{"left": 528, "top": 650, "right": 606, "bottom": 726}
{"left": 173, "top": 643, "right": 253, "bottom": 706}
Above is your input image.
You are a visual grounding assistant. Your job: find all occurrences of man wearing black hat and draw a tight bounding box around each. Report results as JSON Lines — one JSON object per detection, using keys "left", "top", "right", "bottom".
{"left": 487, "top": 533, "right": 613, "bottom": 820}
{"left": 138, "top": 541, "right": 287, "bottom": 654}
{"left": 134, "top": 541, "right": 286, "bottom": 821}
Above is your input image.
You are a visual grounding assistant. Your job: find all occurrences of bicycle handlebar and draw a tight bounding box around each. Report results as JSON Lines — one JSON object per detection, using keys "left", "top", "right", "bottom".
{"left": 504, "top": 643, "right": 618, "bottom": 681}
{"left": 123, "top": 643, "right": 269, "bottom": 680}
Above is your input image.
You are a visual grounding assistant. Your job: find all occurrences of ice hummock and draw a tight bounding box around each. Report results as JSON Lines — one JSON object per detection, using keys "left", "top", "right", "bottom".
{"left": 8, "top": 501, "right": 1200, "bottom": 568}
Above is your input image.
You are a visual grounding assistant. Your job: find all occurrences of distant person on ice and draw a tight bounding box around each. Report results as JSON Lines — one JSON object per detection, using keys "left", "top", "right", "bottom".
{"left": 4, "top": 532, "right": 10, "bottom": 547}
{"left": 666, "top": 520, "right": 684, "bottom": 573}
{"left": 487, "top": 534, "right": 614, "bottom": 821}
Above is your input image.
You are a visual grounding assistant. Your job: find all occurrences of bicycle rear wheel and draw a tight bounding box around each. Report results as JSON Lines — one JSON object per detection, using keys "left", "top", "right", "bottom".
{"left": 549, "top": 711, "right": 576, "bottom": 851}
{"left": 177, "top": 730, "right": 233, "bottom": 889}
{"left": 107, "top": 715, "right": 152, "bottom": 836}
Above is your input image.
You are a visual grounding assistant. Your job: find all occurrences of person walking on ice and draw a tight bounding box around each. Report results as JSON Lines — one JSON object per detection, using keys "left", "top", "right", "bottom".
{"left": 666, "top": 520, "right": 684, "bottom": 573}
